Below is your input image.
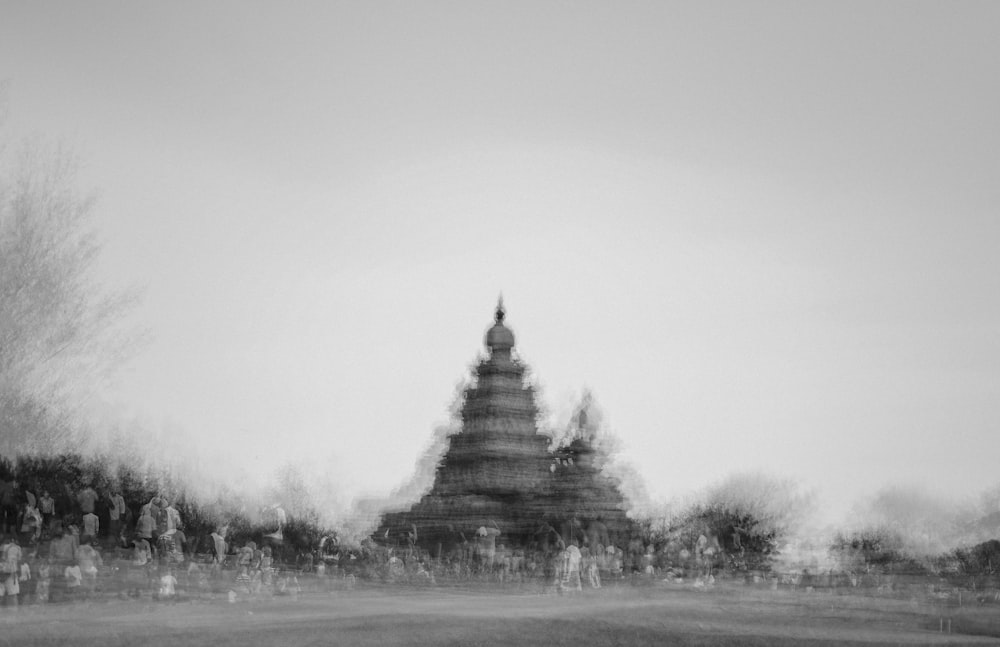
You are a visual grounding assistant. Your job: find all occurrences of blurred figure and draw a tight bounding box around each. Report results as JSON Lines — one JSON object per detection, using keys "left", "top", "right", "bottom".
{"left": 19, "top": 556, "right": 32, "bottom": 603}
{"left": 262, "top": 503, "right": 286, "bottom": 554}
{"left": 132, "top": 535, "right": 151, "bottom": 566}
{"left": 15, "top": 483, "right": 35, "bottom": 534}
{"left": 129, "top": 536, "right": 152, "bottom": 598}
{"left": 210, "top": 527, "right": 228, "bottom": 571}
{"left": 235, "top": 541, "right": 256, "bottom": 589}
{"left": 64, "top": 559, "right": 82, "bottom": 601}
{"left": 404, "top": 523, "right": 418, "bottom": 563}
{"left": 19, "top": 501, "right": 42, "bottom": 552}
{"left": 642, "top": 543, "right": 655, "bottom": 576}
{"left": 77, "top": 484, "right": 98, "bottom": 517}
{"left": 386, "top": 550, "right": 404, "bottom": 581}
{"left": 535, "top": 522, "right": 563, "bottom": 554}
{"left": 587, "top": 518, "right": 610, "bottom": 553}
{"left": 136, "top": 505, "right": 155, "bottom": 550}
{"left": 584, "top": 546, "right": 601, "bottom": 589}
{"left": 159, "top": 527, "right": 187, "bottom": 566}
{"left": 49, "top": 525, "right": 76, "bottom": 566}
{"left": 562, "top": 541, "right": 582, "bottom": 592}
{"left": 81, "top": 509, "right": 100, "bottom": 545}
{"left": 186, "top": 559, "right": 210, "bottom": 596}
{"left": 1, "top": 535, "right": 22, "bottom": 606}
{"left": 66, "top": 521, "right": 81, "bottom": 558}
{"left": 139, "top": 496, "right": 166, "bottom": 545}
{"left": 35, "top": 559, "right": 51, "bottom": 603}
{"left": 164, "top": 500, "right": 182, "bottom": 533}
{"left": 38, "top": 490, "right": 55, "bottom": 535}
{"left": 107, "top": 490, "right": 126, "bottom": 542}
{"left": 158, "top": 567, "right": 177, "bottom": 601}
{"left": 77, "top": 540, "right": 102, "bottom": 597}
{"left": 475, "top": 521, "right": 501, "bottom": 573}
{"left": 610, "top": 546, "right": 624, "bottom": 580}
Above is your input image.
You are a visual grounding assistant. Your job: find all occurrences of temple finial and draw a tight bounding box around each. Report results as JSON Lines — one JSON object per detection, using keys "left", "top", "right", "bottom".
{"left": 495, "top": 293, "right": 505, "bottom": 323}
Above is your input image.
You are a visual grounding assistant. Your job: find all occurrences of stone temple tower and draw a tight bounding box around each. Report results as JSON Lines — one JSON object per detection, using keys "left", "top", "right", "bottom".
{"left": 434, "top": 296, "right": 551, "bottom": 498}
{"left": 378, "top": 297, "right": 553, "bottom": 549}
{"left": 376, "top": 298, "right": 632, "bottom": 554}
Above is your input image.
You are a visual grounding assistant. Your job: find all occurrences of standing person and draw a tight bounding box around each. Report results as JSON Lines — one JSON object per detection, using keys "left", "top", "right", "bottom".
{"left": 23, "top": 485, "right": 36, "bottom": 510}
{"left": 16, "top": 484, "right": 35, "bottom": 533}
{"left": 81, "top": 510, "right": 100, "bottom": 546}
{"left": 18, "top": 556, "right": 32, "bottom": 603}
{"left": 260, "top": 546, "right": 274, "bottom": 588}
{"left": 107, "top": 490, "right": 126, "bottom": 543}
{"left": 163, "top": 500, "right": 181, "bottom": 533}
{"left": 49, "top": 525, "right": 76, "bottom": 566}
{"left": 127, "top": 536, "right": 151, "bottom": 599}
{"left": 210, "top": 528, "right": 227, "bottom": 572}
{"left": 138, "top": 497, "right": 161, "bottom": 538}
{"left": 38, "top": 490, "right": 56, "bottom": 536}
{"left": 551, "top": 546, "right": 566, "bottom": 593}
{"left": 136, "top": 506, "right": 155, "bottom": 547}
{"left": 119, "top": 504, "right": 134, "bottom": 549}
{"left": 19, "top": 502, "right": 42, "bottom": 553}
{"left": 474, "top": 520, "right": 501, "bottom": 574}
{"left": 66, "top": 522, "right": 81, "bottom": 562}
{"left": 77, "top": 541, "right": 102, "bottom": 598}
{"left": 64, "top": 560, "right": 82, "bottom": 601}
{"left": 132, "top": 536, "right": 151, "bottom": 566}
{"left": 586, "top": 519, "right": 610, "bottom": 554}
{"left": 235, "top": 542, "right": 255, "bottom": 590}
{"left": 35, "top": 559, "right": 51, "bottom": 603}
{"left": 159, "top": 528, "right": 187, "bottom": 566}
{"left": 158, "top": 567, "right": 177, "bottom": 601}
{"left": 2, "top": 535, "right": 22, "bottom": 606}
{"left": 404, "top": 524, "right": 418, "bottom": 563}
{"left": 583, "top": 546, "right": 601, "bottom": 589}
{"left": 562, "top": 541, "right": 583, "bottom": 593}
{"left": 77, "top": 484, "right": 99, "bottom": 517}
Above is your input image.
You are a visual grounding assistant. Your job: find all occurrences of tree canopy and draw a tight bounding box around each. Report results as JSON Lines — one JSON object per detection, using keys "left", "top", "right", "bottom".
{"left": 0, "top": 126, "right": 140, "bottom": 454}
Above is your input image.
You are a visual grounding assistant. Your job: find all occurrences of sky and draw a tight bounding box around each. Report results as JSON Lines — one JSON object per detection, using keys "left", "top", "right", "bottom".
{"left": 1, "top": 1, "right": 998, "bottom": 526}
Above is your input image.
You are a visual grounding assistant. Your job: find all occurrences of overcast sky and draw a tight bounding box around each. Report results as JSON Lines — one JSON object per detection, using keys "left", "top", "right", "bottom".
{"left": 2, "top": 1, "right": 998, "bottom": 524}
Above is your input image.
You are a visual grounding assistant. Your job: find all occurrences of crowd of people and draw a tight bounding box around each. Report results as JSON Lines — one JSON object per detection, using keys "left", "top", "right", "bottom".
{"left": 1, "top": 476, "right": 936, "bottom": 609}
{"left": 0, "top": 476, "right": 296, "bottom": 607}
{"left": 0, "top": 475, "right": 723, "bottom": 607}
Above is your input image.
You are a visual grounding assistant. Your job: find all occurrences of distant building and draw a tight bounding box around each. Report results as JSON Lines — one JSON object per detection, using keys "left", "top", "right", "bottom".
{"left": 377, "top": 298, "right": 632, "bottom": 556}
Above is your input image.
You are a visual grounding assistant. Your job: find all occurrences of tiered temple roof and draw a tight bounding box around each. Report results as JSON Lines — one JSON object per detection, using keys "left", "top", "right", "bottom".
{"left": 377, "top": 298, "right": 632, "bottom": 553}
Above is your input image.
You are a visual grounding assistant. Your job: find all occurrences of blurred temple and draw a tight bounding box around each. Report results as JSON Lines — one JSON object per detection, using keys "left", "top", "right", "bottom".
{"left": 376, "top": 299, "right": 631, "bottom": 559}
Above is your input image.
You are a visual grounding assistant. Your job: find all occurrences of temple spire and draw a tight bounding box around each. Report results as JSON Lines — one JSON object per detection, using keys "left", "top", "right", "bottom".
{"left": 485, "top": 293, "right": 515, "bottom": 353}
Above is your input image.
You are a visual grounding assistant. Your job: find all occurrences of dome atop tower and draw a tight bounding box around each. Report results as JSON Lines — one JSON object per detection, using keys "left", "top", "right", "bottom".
{"left": 485, "top": 295, "right": 515, "bottom": 352}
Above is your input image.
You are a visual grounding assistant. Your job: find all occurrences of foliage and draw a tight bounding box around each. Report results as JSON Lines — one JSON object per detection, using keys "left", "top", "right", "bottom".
{"left": 848, "top": 485, "right": 975, "bottom": 557}
{"left": 950, "top": 539, "right": 1000, "bottom": 577}
{"left": 0, "top": 125, "right": 142, "bottom": 454}
{"left": 0, "top": 455, "right": 12, "bottom": 481}
{"left": 641, "top": 474, "right": 815, "bottom": 574}
{"left": 673, "top": 503, "right": 779, "bottom": 572}
{"left": 829, "top": 526, "right": 930, "bottom": 575}
{"left": 2, "top": 451, "right": 339, "bottom": 558}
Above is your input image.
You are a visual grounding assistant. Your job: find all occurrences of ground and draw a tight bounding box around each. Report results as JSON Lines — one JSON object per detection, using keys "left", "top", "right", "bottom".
{"left": 1, "top": 584, "right": 998, "bottom": 646}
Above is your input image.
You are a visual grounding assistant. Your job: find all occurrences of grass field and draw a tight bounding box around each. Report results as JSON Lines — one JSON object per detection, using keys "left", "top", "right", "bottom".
{"left": 2, "top": 584, "right": 999, "bottom": 646}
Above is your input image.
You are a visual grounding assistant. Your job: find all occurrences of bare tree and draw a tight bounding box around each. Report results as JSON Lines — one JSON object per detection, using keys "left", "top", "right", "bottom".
{"left": 0, "top": 124, "right": 142, "bottom": 454}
